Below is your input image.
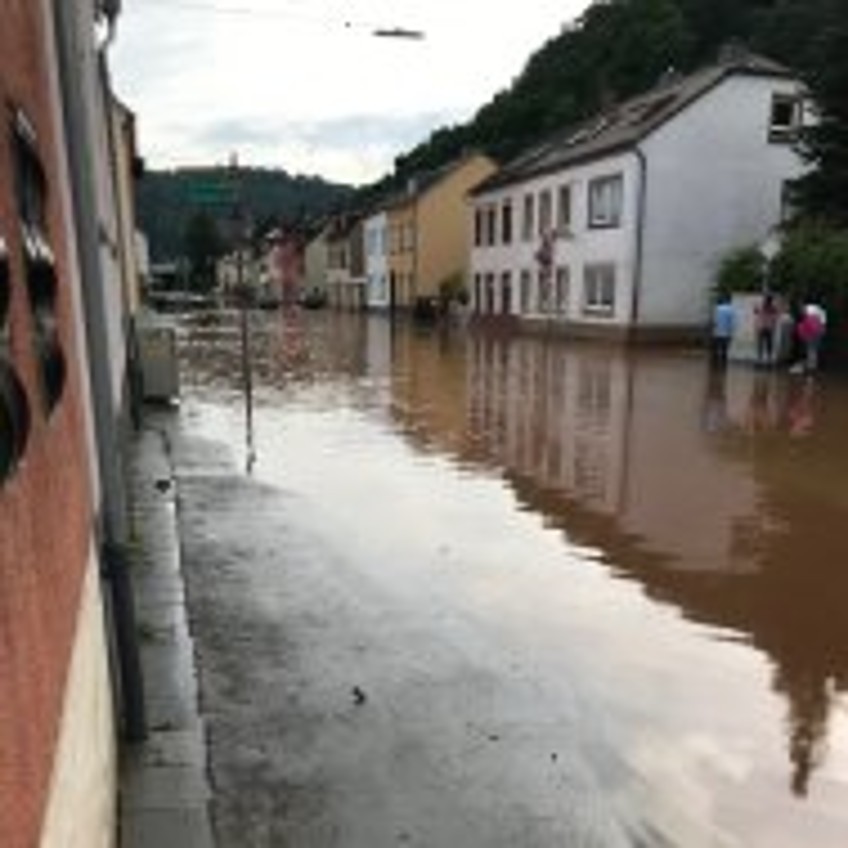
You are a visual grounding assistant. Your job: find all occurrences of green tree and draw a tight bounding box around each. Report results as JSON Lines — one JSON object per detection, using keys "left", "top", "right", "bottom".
{"left": 792, "top": 2, "right": 848, "bottom": 224}
{"left": 183, "top": 211, "right": 224, "bottom": 292}
{"left": 715, "top": 245, "right": 766, "bottom": 297}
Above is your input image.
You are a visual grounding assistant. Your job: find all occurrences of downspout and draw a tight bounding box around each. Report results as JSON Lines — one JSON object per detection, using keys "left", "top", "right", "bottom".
{"left": 51, "top": 0, "right": 146, "bottom": 742}
{"left": 630, "top": 146, "right": 648, "bottom": 338}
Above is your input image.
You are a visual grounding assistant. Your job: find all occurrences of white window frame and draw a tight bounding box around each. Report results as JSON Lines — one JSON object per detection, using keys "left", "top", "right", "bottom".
{"left": 486, "top": 205, "right": 497, "bottom": 247}
{"left": 519, "top": 269, "right": 532, "bottom": 314}
{"left": 588, "top": 174, "right": 623, "bottom": 229}
{"left": 501, "top": 271, "right": 512, "bottom": 315}
{"left": 583, "top": 263, "right": 616, "bottom": 317}
{"left": 538, "top": 189, "right": 552, "bottom": 236}
{"left": 537, "top": 270, "right": 549, "bottom": 315}
{"left": 522, "top": 194, "right": 535, "bottom": 242}
{"left": 557, "top": 185, "right": 572, "bottom": 231}
{"left": 769, "top": 93, "right": 802, "bottom": 143}
{"left": 501, "top": 200, "right": 513, "bottom": 245}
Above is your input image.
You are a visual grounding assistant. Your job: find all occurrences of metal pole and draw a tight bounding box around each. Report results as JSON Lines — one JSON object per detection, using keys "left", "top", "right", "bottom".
{"left": 231, "top": 156, "right": 255, "bottom": 472}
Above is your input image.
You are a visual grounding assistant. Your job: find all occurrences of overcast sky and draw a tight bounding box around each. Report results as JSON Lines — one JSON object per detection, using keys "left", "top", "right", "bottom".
{"left": 112, "top": 0, "right": 592, "bottom": 185}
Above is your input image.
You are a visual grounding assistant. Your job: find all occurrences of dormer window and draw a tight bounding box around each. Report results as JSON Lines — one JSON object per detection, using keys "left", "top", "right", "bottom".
{"left": 769, "top": 94, "right": 801, "bottom": 143}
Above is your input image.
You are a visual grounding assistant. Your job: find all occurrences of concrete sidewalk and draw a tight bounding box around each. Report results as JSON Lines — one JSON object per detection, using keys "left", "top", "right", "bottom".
{"left": 120, "top": 412, "right": 214, "bottom": 848}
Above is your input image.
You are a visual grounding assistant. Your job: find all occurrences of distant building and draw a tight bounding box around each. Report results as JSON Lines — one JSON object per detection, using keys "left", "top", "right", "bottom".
{"left": 303, "top": 224, "right": 330, "bottom": 302}
{"left": 469, "top": 50, "right": 807, "bottom": 340}
{"left": 364, "top": 211, "right": 389, "bottom": 310}
{"left": 265, "top": 227, "right": 305, "bottom": 306}
{"left": 326, "top": 214, "right": 366, "bottom": 310}
{"left": 387, "top": 153, "right": 496, "bottom": 310}
{"left": 216, "top": 249, "right": 255, "bottom": 297}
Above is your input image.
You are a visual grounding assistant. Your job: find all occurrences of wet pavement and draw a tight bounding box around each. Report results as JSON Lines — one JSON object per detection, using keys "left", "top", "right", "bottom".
{"left": 122, "top": 417, "right": 213, "bottom": 848}
{"left": 173, "top": 310, "right": 848, "bottom": 847}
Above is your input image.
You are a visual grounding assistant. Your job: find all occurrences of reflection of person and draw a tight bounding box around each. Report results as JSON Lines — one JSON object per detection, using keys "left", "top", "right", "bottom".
{"left": 754, "top": 293, "right": 779, "bottom": 366}
{"left": 711, "top": 296, "right": 736, "bottom": 369}
{"left": 703, "top": 370, "right": 729, "bottom": 433}
{"left": 774, "top": 301, "right": 795, "bottom": 365}
{"left": 797, "top": 305, "right": 826, "bottom": 373}
{"left": 746, "top": 371, "right": 774, "bottom": 432}
{"left": 787, "top": 377, "right": 816, "bottom": 438}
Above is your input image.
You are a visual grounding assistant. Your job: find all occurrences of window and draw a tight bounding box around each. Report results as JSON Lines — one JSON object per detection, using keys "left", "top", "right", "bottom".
{"left": 554, "top": 266, "right": 570, "bottom": 315}
{"left": 769, "top": 94, "right": 801, "bottom": 142}
{"left": 538, "top": 190, "right": 552, "bottom": 235}
{"left": 474, "top": 209, "right": 483, "bottom": 247}
{"left": 1, "top": 231, "right": 30, "bottom": 485}
{"left": 501, "top": 271, "right": 512, "bottom": 315}
{"left": 557, "top": 185, "right": 572, "bottom": 230}
{"left": 473, "top": 273, "right": 482, "bottom": 313}
{"left": 538, "top": 271, "right": 552, "bottom": 314}
{"left": 13, "top": 109, "right": 65, "bottom": 416}
{"left": 583, "top": 263, "right": 616, "bottom": 316}
{"left": 484, "top": 273, "right": 495, "bottom": 315}
{"left": 520, "top": 270, "right": 532, "bottom": 314}
{"left": 522, "top": 194, "right": 535, "bottom": 241}
{"left": 486, "top": 206, "right": 497, "bottom": 246}
{"left": 501, "top": 201, "right": 513, "bottom": 245}
{"left": 588, "top": 175, "right": 623, "bottom": 229}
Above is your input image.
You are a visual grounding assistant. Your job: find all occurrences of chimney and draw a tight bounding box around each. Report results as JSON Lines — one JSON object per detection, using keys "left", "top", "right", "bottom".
{"left": 718, "top": 40, "right": 750, "bottom": 66}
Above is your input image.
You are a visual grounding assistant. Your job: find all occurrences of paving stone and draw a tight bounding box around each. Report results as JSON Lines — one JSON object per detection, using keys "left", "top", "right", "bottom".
{"left": 121, "top": 414, "right": 214, "bottom": 847}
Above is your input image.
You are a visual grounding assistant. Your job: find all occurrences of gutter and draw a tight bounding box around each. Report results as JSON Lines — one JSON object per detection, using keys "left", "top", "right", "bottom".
{"left": 630, "top": 146, "right": 648, "bottom": 331}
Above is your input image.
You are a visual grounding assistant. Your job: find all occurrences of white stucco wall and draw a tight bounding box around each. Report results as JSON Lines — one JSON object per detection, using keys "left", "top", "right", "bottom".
{"left": 364, "top": 212, "right": 389, "bottom": 309}
{"left": 470, "top": 152, "right": 641, "bottom": 328}
{"left": 39, "top": 553, "right": 117, "bottom": 848}
{"left": 638, "top": 73, "right": 806, "bottom": 327}
{"left": 304, "top": 233, "right": 329, "bottom": 295}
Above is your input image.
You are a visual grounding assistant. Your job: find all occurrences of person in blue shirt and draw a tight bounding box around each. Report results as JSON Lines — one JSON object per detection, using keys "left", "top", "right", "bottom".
{"left": 711, "top": 296, "right": 736, "bottom": 369}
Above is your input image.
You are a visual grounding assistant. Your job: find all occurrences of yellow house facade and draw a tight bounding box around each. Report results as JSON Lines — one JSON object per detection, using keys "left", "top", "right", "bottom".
{"left": 386, "top": 153, "right": 496, "bottom": 309}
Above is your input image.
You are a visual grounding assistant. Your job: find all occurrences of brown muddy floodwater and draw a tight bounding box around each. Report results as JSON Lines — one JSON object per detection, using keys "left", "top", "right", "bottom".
{"left": 177, "top": 310, "right": 848, "bottom": 847}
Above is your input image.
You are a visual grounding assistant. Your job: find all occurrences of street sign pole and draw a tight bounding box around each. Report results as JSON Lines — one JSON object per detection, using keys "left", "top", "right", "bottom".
{"left": 229, "top": 153, "right": 255, "bottom": 473}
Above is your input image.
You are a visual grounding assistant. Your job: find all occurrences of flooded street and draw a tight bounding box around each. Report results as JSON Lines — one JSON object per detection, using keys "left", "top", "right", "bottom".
{"left": 173, "top": 310, "right": 848, "bottom": 847}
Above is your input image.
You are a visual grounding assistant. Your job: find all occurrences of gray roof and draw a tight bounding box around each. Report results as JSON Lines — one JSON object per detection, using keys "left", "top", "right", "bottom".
{"left": 472, "top": 51, "right": 793, "bottom": 197}
{"left": 383, "top": 151, "right": 489, "bottom": 211}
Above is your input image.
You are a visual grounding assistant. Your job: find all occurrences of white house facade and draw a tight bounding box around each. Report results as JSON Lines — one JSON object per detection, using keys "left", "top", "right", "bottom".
{"left": 364, "top": 211, "right": 389, "bottom": 310}
{"left": 469, "top": 51, "right": 807, "bottom": 340}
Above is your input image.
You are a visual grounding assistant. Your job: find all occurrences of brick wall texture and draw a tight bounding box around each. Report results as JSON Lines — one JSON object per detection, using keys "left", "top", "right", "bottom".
{"left": 0, "top": 4, "right": 96, "bottom": 847}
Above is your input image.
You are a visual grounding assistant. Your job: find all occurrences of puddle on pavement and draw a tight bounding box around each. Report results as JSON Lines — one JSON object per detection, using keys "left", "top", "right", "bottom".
{"left": 178, "top": 309, "right": 848, "bottom": 847}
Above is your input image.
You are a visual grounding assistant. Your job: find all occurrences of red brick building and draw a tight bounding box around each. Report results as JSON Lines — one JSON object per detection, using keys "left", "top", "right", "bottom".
{"left": 1, "top": 3, "right": 121, "bottom": 845}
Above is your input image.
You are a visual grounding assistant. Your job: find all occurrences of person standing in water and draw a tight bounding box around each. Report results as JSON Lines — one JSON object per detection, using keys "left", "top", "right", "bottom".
{"left": 711, "top": 295, "right": 736, "bottom": 369}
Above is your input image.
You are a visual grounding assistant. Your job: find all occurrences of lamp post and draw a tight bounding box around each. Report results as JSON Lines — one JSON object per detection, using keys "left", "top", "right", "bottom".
{"left": 229, "top": 153, "right": 256, "bottom": 472}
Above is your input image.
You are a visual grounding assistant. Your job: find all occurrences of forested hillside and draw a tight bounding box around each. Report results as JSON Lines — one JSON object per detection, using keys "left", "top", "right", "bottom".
{"left": 138, "top": 167, "right": 353, "bottom": 262}
{"left": 374, "top": 0, "right": 841, "bottom": 192}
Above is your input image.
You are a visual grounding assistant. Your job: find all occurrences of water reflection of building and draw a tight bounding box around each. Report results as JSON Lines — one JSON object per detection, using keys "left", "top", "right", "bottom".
{"left": 462, "top": 334, "right": 848, "bottom": 798}
{"left": 390, "top": 325, "right": 472, "bottom": 456}
{"left": 468, "top": 338, "right": 767, "bottom": 574}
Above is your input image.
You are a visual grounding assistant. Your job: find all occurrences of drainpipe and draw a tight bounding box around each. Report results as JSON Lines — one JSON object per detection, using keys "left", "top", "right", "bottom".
{"left": 630, "top": 147, "right": 648, "bottom": 338}
{"left": 51, "top": 0, "right": 146, "bottom": 742}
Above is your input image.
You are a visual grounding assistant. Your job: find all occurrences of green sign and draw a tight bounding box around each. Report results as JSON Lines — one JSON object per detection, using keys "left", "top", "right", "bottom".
{"left": 187, "top": 182, "right": 237, "bottom": 207}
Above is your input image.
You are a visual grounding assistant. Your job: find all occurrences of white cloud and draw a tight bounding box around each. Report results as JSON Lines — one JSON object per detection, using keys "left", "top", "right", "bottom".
{"left": 112, "top": 0, "right": 591, "bottom": 184}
